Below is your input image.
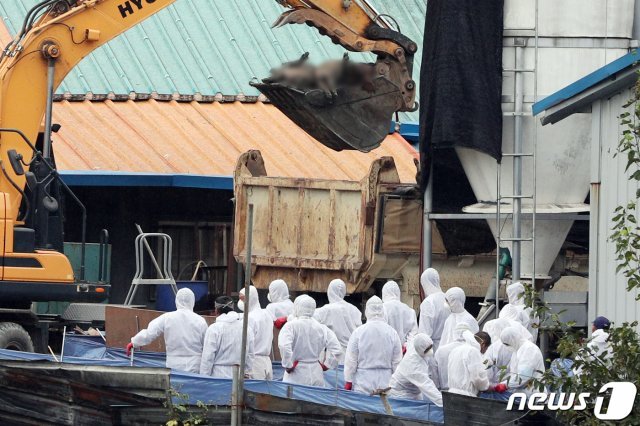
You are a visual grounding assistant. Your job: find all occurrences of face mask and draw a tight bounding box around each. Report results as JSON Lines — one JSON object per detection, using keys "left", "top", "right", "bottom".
{"left": 444, "top": 300, "right": 451, "bottom": 310}
{"left": 424, "top": 347, "right": 433, "bottom": 356}
{"left": 238, "top": 300, "right": 245, "bottom": 312}
{"left": 267, "top": 293, "right": 272, "bottom": 303}
{"left": 503, "top": 343, "right": 515, "bottom": 353}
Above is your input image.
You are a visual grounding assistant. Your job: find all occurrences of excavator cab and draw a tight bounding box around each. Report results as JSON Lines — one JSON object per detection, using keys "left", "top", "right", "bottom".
{"left": 253, "top": 1, "right": 418, "bottom": 152}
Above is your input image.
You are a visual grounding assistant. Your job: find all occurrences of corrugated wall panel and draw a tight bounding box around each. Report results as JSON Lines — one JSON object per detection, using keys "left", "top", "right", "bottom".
{"left": 594, "top": 90, "right": 640, "bottom": 326}
{"left": 0, "top": 0, "right": 426, "bottom": 121}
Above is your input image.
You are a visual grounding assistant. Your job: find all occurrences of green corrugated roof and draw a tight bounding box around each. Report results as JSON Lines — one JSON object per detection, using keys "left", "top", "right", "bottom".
{"left": 1, "top": 0, "right": 425, "bottom": 121}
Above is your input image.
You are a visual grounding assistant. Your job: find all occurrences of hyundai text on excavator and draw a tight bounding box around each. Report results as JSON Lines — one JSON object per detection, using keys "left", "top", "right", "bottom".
{"left": 0, "top": 0, "right": 416, "bottom": 351}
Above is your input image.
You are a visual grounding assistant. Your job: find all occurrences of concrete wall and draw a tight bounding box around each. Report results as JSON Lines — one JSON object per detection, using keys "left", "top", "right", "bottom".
{"left": 590, "top": 89, "right": 640, "bottom": 328}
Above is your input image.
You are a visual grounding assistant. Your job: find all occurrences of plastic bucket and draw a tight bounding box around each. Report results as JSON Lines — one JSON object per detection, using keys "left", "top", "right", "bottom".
{"left": 155, "top": 281, "right": 208, "bottom": 311}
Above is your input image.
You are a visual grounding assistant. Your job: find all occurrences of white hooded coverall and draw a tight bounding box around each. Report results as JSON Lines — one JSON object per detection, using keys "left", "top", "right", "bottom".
{"left": 500, "top": 326, "right": 545, "bottom": 396}
{"left": 434, "top": 324, "right": 476, "bottom": 390}
{"left": 389, "top": 334, "right": 443, "bottom": 406}
{"left": 382, "top": 281, "right": 418, "bottom": 345}
{"left": 278, "top": 295, "right": 342, "bottom": 387}
{"left": 239, "top": 285, "right": 274, "bottom": 380}
{"left": 439, "top": 287, "right": 479, "bottom": 347}
{"left": 447, "top": 340, "right": 490, "bottom": 397}
{"left": 344, "top": 296, "right": 403, "bottom": 395}
{"left": 573, "top": 328, "right": 612, "bottom": 376}
{"left": 265, "top": 279, "right": 294, "bottom": 320}
{"left": 418, "top": 268, "right": 450, "bottom": 352}
{"left": 482, "top": 317, "right": 514, "bottom": 385}
{"left": 500, "top": 282, "right": 539, "bottom": 341}
{"left": 199, "top": 311, "right": 254, "bottom": 378}
{"left": 313, "top": 279, "right": 362, "bottom": 362}
{"left": 131, "top": 288, "right": 207, "bottom": 373}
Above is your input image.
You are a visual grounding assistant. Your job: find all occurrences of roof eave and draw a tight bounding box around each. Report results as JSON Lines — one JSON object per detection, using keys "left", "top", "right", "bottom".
{"left": 540, "top": 65, "right": 639, "bottom": 125}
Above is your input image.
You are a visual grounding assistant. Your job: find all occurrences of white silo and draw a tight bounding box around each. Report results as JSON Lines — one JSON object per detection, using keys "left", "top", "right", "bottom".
{"left": 457, "top": 0, "right": 636, "bottom": 280}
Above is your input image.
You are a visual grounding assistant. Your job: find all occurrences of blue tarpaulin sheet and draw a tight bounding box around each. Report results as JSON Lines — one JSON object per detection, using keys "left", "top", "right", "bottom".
{"left": 0, "top": 335, "right": 444, "bottom": 424}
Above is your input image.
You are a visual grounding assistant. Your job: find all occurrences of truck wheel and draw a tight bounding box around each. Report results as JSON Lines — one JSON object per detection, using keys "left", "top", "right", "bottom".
{"left": 0, "top": 322, "right": 35, "bottom": 352}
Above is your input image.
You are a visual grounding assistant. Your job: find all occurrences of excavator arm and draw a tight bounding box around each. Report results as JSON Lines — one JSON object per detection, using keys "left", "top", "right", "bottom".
{"left": 255, "top": 0, "right": 417, "bottom": 152}
{"left": 0, "top": 0, "right": 414, "bottom": 293}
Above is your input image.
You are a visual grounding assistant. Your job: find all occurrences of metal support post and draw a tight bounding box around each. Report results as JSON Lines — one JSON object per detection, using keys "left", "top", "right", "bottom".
{"left": 238, "top": 204, "right": 254, "bottom": 424}
{"left": 231, "top": 365, "right": 239, "bottom": 426}
{"left": 495, "top": 164, "right": 501, "bottom": 319}
{"left": 422, "top": 165, "right": 434, "bottom": 269}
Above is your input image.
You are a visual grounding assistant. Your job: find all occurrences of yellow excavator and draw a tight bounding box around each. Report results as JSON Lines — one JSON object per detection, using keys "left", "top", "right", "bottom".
{"left": 0, "top": 0, "right": 416, "bottom": 349}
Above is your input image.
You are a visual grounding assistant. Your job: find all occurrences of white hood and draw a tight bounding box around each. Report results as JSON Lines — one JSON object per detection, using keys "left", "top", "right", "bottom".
{"left": 420, "top": 268, "right": 442, "bottom": 296}
{"left": 175, "top": 288, "right": 195, "bottom": 311}
{"left": 382, "top": 281, "right": 401, "bottom": 303}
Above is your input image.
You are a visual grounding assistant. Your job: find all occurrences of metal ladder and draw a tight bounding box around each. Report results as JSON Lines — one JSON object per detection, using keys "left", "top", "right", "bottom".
{"left": 124, "top": 232, "right": 178, "bottom": 305}
{"left": 494, "top": 2, "right": 539, "bottom": 318}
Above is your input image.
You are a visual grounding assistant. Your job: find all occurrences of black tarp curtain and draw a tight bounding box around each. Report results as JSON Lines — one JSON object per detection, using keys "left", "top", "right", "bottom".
{"left": 419, "top": 0, "right": 504, "bottom": 191}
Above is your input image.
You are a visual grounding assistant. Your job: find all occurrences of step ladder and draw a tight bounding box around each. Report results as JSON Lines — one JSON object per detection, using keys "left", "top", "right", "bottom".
{"left": 124, "top": 232, "right": 178, "bottom": 305}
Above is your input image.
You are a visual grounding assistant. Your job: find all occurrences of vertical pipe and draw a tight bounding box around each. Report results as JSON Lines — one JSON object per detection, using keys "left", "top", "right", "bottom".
{"left": 231, "top": 365, "right": 239, "bottom": 426}
{"left": 422, "top": 165, "right": 434, "bottom": 269}
{"left": 238, "top": 204, "right": 254, "bottom": 422}
{"left": 43, "top": 58, "right": 55, "bottom": 159}
{"left": 495, "top": 164, "right": 501, "bottom": 319}
{"left": 532, "top": 0, "right": 540, "bottom": 294}
{"left": 512, "top": 45, "right": 525, "bottom": 282}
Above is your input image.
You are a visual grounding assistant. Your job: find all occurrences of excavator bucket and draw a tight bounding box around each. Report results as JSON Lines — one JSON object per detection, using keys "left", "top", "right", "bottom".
{"left": 252, "top": 76, "right": 401, "bottom": 152}
{"left": 251, "top": 52, "right": 413, "bottom": 153}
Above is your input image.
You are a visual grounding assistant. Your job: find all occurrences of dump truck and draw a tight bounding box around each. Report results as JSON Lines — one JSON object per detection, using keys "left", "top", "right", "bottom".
{"left": 233, "top": 150, "right": 423, "bottom": 308}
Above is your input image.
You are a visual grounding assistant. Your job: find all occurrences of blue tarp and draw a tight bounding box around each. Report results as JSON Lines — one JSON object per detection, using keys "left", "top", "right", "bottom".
{"left": 0, "top": 335, "right": 444, "bottom": 424}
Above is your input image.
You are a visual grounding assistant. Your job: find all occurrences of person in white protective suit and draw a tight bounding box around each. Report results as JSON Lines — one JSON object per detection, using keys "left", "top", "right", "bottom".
{"left": 497, "top": 304, "right": 534, "bottom": 342}
{"left": 344, "top": 296, "right": 403, "bottom": 394}
{"left": 447, "top": 336, "right": 491, "bottom": 397}
{"left": 500, "top": 282, "right": 539, "bottom": 341}
{"left": 389, "top": 333, "right": 443, "bottom": 406}
{"left": 573, "top": 316, "right": 612, "bottom": 376}
{"left": 435, "top": 323, "right": 477, "bottom": 390}
{"left": 278, "top": 295, "right": 343, "bottom": 387}
{"left": 382, "top": 280, "right": 418, "bottom": 346}
{"left": 492, "top": 326, "right": 545, "bottom": 395}
{"left": 239, "top": 285, "right": 274, "bottom": 379}
{"left": 439, "top": 287, "right": 479, "bottom": 347}
{"left": 200, "top": 296, "right": 254, "bottom": 378}
{"left": 312, "top": 279, "right": 362, "bottom": 363}
{"left": 127, "top": 288, "right": 207, "bottom": 373}
{"left": 482, "top": 317, "right": 514, "bottom": 386}
{"left": 265, "top": 279, "right": 294, "bottom": 320}
{"left": 418, "top": 268, "right": 450, "bottom": 352}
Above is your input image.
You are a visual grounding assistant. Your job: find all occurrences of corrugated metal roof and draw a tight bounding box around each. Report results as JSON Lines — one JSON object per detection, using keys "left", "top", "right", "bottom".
{"left": 49, "top": 100, "right": 418, "bottom": 183}
{"left": 0, "top": 0, "right": 425, "bottom": 121}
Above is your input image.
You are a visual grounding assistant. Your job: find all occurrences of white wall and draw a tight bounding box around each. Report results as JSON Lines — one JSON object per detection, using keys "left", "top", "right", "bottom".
{"left": 590, "top": 89, "right": 640, "bottom": 328}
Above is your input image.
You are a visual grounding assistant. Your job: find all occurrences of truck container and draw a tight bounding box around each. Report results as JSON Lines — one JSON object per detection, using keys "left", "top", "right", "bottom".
{"left": 233, "top": 150, "right": 423, "bottom": 307}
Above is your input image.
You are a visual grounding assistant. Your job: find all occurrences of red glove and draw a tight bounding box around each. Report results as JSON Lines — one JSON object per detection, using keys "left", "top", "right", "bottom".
{"left": 285, "top": 360, "right": 299, "bottom": 374}
{"left": 319, "top": 361, "right": 329, "bottom": 371}
{"left": 274, "top": 317, "right": 288, "bottom": 329}
{"left": 493, "top": 383, "right": 508, "bottom": 393}
{"left": 402, "top": 344, "right": 407, "bottom": 355}
{"left": 344, "top": 381, "right": 353, "bottom": 391}
{"left": 125, "top": 342, "right": 134, "bottom": 356}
